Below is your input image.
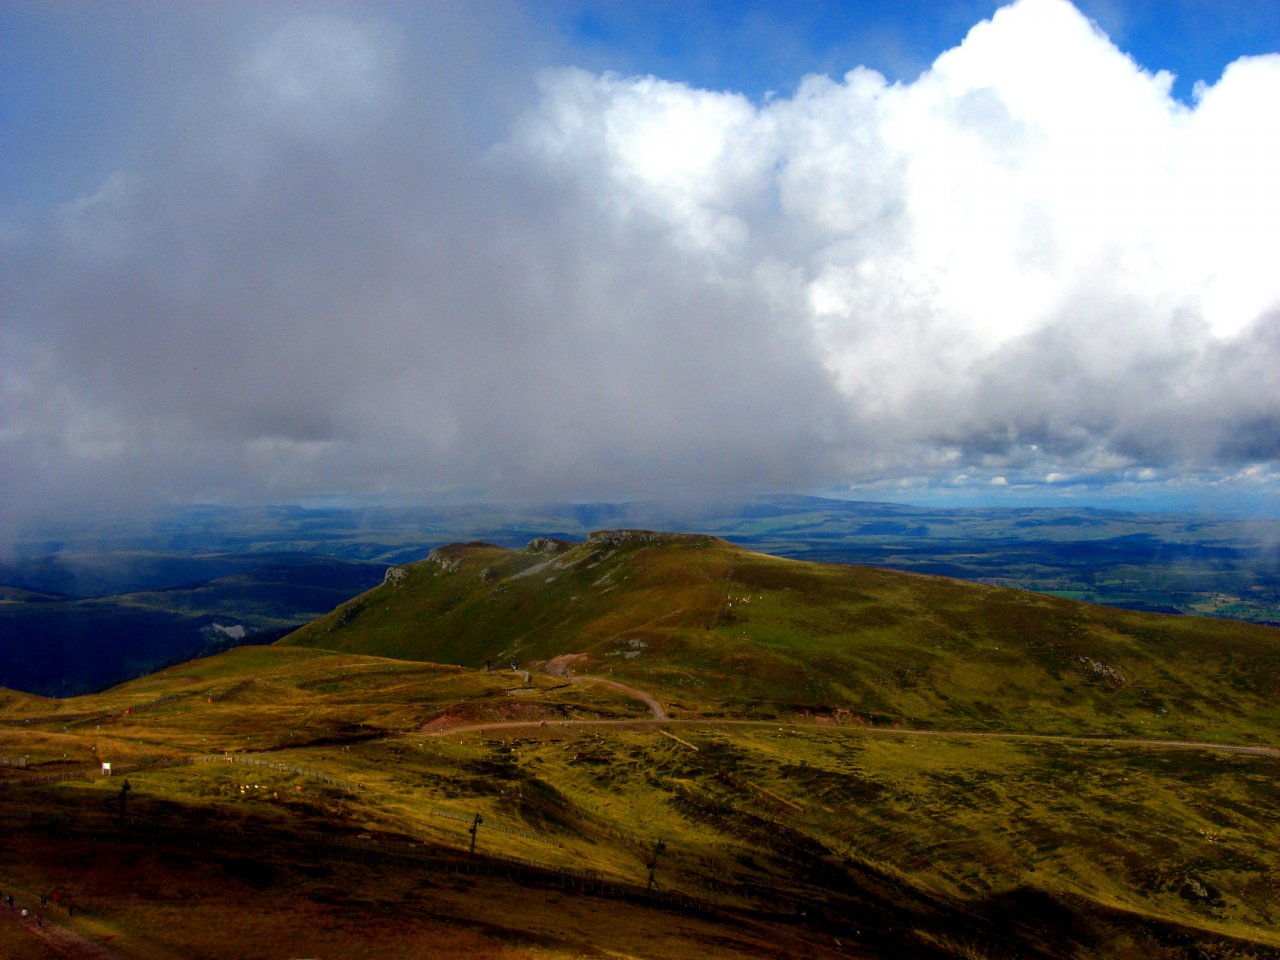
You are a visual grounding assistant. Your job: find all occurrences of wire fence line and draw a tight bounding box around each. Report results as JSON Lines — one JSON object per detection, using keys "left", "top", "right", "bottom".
{"left": 0, "top": 711, "right": 115, "bottom": 728}
{"left": 320, "top": 819, "right": 740, "bottom": 914}
{"left": 0, "top": 693, "right": 195, "bottom": 731}
{"left": 197, "top": 754, "right": 566, "bottom": 848}
{"left": 0, "top": 755, "right": 193, "bottom": 790}
{"left": 205, "top": 680, "right": 254, "bottom": 703}
{"left": 25, "top": 818, "right": 718, "bottom": 918}
{"left": 424, "top": 807, "right": 563, "bottom": 847}
{"left": 3, "top": 751, "right": 558, "bottom": 850}
{"left": 304, "top": 834, "right": 717, "bottom": 915}
{"left": 0, "top": 753, "right": 724, "bottom": 915}
{"left": 0, "top": 767, "right": 91, "bottom": 789}
{"left": 197, "top": 752, "right": 361, "bottom": 790}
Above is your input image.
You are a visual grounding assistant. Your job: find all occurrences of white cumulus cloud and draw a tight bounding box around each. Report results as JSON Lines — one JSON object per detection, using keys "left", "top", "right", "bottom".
{"left": 2, "top": 0, "right": 1278, "bottom": 539}
{"left": 505, "top": 0, "right": 1280, "bottom": 479}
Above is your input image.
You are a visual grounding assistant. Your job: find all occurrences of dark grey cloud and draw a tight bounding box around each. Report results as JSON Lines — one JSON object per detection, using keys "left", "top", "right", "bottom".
{"left": 2, "top": 0, "right": 1279, "bottom": 543}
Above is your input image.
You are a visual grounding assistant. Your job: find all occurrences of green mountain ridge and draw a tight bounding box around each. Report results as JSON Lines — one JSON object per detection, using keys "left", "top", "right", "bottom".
{"left": 283, "top": 530, "right": 1280, "bottom": 743}
{"left": 3, "top": 532, "right": 1279, "bottom": 958}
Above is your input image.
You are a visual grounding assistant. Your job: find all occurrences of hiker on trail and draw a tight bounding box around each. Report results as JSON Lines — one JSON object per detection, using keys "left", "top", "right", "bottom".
{"left": 6, "top": 893, "right": 13, "bottom": 909}
{"left": 40, "top": 893, "right": 47, "bottom": 908}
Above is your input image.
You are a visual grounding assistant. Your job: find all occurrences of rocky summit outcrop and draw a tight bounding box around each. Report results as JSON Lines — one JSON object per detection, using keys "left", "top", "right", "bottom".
{"left": 525, "top": 537, "right": 574, "bottom": 555}
{"left": 586, "top": 529, "right": 715, "bottom": 548}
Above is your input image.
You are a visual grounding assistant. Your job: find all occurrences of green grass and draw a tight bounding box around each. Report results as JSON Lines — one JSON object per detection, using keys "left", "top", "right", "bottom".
{"left": 282, "top": 533, "right": 1280, "bottom": 743}
{"left": 3, "top": 640, "right": 1278, "bottom": 957}
{"left": 3, "top": 533, "right": 1279, "bottom": 958}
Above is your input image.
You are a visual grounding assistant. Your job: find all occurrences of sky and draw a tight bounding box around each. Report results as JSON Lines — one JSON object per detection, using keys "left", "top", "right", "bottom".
{"left": 3, "top": 0, "right": 1279, "bottom": 540}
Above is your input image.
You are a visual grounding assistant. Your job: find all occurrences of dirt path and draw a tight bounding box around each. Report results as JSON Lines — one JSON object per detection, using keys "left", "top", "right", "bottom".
{"left": 423, "top": 682, "right": 1280, "bottom": 758}
{"left": 812, "top": 725, "right": 1280, "bottom": 757}
{"left": 0, "top": 904, "right": 121, "bottom": 960}
{"left": 571, "top": 675, "right": 668, "bottom": 720}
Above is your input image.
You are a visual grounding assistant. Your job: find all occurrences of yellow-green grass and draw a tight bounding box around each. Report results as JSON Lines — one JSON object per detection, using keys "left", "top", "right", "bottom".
{"left": 5, "top": 710, "right": 1278, "bottom": 957}
{"left": 3, "top": 647, "right": 1279, "bottom": 958}
{"left": 1, "top": 823, "right": 852, "bottom": 960}
{"left": 282, "top": 533, "right": 1280, "bottom": 743}
{"left": 4, "top": 533, "right": 1280, "bottom": 958}
{"left": 0, "top": 645, "right": 650, "bottom": 768}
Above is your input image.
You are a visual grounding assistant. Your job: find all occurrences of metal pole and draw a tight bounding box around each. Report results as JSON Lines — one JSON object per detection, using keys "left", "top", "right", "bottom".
{"left": 646, "top": 839, "right": 666, "bottom": 890}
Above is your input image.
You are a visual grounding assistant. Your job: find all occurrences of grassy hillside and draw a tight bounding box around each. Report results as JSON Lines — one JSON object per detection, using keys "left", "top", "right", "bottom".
{"left": 14, "top": 496, "right": 1279, "bottom": 623}
{"left": 1, "top": 645, "right": 1277, "bottom": 959}
{"left": 283, "top": 531, "right": 1280, "bottom": 744}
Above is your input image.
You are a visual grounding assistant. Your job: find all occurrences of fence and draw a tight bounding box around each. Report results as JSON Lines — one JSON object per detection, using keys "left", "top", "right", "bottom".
{"left": 205, "top": 681, "right": 254, "bottom": 703}
{"left": 2, "top": 761, "right": 741, "bottom": 921}
{"left": 36, "top": 819, "right": 720, "bottom": 917}
{"left": 0, "top": 693, "right": 192, "bottom": 730}
{"left": 0, "top": 756, "right": 28, "bottom": 768}
{"left": 0, "top": 768, "right": 90, "bottom": 790}
{"left": 0, "top": 756, "right": 191, "bottom": 790}
{"left": 201, "top": 755, "right": 563, "bottom": 847}
{"left": 313, "top": 835, "right": 716, "bottom": 914}
{"left": 425, "top": 807, "right": 563, "bottom": 847}
{"left": 200, "top": 753, "right": 361, "bottom": 790}
{"left": 0, "top": 711, "right": 114, "bottom": 728}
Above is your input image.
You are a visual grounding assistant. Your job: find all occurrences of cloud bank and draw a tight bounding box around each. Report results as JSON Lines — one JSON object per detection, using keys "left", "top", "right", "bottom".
{"left": 3, "top": 0, "right": 1279, "bottom": 536}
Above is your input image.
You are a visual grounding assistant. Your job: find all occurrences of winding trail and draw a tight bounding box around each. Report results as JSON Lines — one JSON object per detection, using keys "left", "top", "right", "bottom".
{"left": 571, "top": 675, "right": 668, "bottom": 720}
{"left": 429, "top": 674, "right": 1280, "bottom": 759}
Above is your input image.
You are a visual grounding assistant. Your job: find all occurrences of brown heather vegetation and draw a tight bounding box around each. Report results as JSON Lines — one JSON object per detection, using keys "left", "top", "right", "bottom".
{"left": 1, "top": 533, "right": 1278, "bottom": 958}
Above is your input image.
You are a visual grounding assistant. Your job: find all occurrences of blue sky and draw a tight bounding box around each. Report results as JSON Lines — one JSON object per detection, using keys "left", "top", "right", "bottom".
{"left": 551, "top": 0, "right": 1280, "bottom": 102}
{"left": 6, "top": 1, "right": 1278, "bottom": 207}
{"left": 2, "top": 0, "right": 1279, "bottom": 536}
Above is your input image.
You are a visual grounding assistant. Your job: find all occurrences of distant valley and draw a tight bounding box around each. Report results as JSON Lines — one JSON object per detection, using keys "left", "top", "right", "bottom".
{"left": 0, "top": 552, "right": 386, "bottom": 696}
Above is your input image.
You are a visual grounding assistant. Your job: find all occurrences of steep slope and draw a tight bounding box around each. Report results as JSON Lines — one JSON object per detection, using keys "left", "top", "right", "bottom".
{"left": 282, "top": 531, "right": 1280, "bottom": 742}
{"left": 6, "top": 632, "right": 1280, "bottom": 958}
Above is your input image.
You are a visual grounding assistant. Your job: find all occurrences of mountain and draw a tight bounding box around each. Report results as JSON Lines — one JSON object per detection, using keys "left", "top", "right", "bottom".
{"left": 13, "top": 495, "right": 1280, "bottom": 623}
{"left": 2, "top": 533, "right": 1278, "bottom": 958}
{"left": 283, "top": 530, "right": 1280, "bottom": 744}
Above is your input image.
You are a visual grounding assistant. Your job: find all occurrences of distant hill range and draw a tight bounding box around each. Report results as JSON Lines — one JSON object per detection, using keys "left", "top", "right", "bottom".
{"left": 4, "top": 529, "right": 1279, "bottom": 958}
{"left": 283, "top": 530, "right": 1280, "bottom": 744}
{"left": 3, "top": 494, "right": 1277, "bottom": 696}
